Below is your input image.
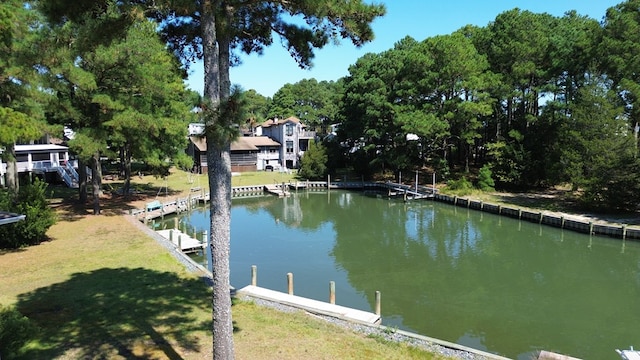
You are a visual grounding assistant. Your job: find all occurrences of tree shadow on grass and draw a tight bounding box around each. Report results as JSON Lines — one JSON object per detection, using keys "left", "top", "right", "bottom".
{"left": 15, "top": 267, "right": 212, "bottom": 359}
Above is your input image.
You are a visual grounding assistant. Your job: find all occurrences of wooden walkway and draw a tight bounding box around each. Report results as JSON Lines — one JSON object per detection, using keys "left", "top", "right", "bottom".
{"left": 156, "top": 229, "right": 205, "bottom": 253}
{"left": 236, "top": 285, "right": 381, "bottom": 325}
{"left": 264, "top": 184, "right": 290, "bottom": 197}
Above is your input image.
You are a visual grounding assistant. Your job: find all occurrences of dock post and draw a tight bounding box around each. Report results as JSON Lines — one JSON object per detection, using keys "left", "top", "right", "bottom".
{"left": 375, "top": 291, "right": 381, "bottom": 316}
{"left": 169, "top": 229, "right": 173, "bottom": 243}
{"left": 202, "top": 230, "right": 207, "bottom": 247}
{"left": 589, "top": 222, "right": 594, "bottom": 234}
{"left": 561, "top": 216, "right": 565, "bottom": 229}
{"left": 539, "top": 212, "right": 543, "bottom": 224}
{"left": 205, "top": 232, "right": 212, "bottom": 273}
{"left": 329, "top": 281, "right": 336, "bottom": 304}
{"left": 287, "top": 272, "right": 294, "bottom": 295}
{"left": 251, "top": 265, "right": 257, "bottom": 286}
{"left": 518, "top": 208, "right": 522, "bottom": 220}
{"left": 622, "top": 225, "right": 627, "bottom": 240}
{"left": 178, "top": 234, "right": 182, "bottom": 251}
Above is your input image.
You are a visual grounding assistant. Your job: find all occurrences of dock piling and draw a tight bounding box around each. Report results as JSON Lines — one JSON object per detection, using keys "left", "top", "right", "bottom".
{"left": 287, "top": 272, "right": 294, "bottom": 295}
{"left": 375, "top": 291, "right": 381, "bottom": 316}
{"left": 329, "top": 281, "right": 336, "bottom": 304}
{"left": 251, "top": 265, "right": 257, "bottom": 286}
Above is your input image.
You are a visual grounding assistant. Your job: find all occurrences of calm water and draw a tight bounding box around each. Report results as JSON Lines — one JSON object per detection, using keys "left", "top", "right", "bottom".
{"left": 155, "top": 190, "right": 640, "bottom": 359}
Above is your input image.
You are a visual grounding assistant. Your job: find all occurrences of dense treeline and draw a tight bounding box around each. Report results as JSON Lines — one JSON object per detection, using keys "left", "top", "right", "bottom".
{"left": 247, "top": 2, "right": 640, "bottom": 211}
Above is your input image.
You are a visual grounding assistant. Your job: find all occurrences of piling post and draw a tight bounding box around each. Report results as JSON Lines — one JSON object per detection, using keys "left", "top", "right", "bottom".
{"left": 287, "top": 272, "right": 294, "bottom": 295}
{"left": 561, "top": 216, "right": 565, "bottom": 229}
{"left": 251, "top": 265, "right": 257, "bottom": 286}
{"left": 375, "top": 291, "right": 381, "bottom": 316}
{"left": 622, "top": 225, "right": 627, "bottom": 240}
{"left": 174, "top": 217, "right": 178, "bottom": 229}
{"left": 453, "top": 196, "right": 458, "bottom": 205}
{"left": 518, "top": 209, "right": 522, "bottom": 220}
{"left": 169, "top": 229, "right": 174, "bottom": 243}
{"left": 539, "top": 212, "right": 543, "bottom": 224}
{"left": 329, "top": 281, "right": 336, "bottom": 304}
{"left": 178, "top": 234, "right": 182, "bottom": 251}
{"left": 202, "top": 230, "right": 207, "bottom": 247}
{"left": 589, "top": 222, "right": 594, "bottom": 234}
{"left": 498, "top": 205, "right": 502, "bottom": 215}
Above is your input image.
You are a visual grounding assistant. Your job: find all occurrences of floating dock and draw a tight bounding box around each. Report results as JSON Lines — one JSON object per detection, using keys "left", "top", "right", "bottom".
{"left": 236, "top": 285, "right": 381, "bottom": 325}
{"left": 264, "top": 184, "right": 290, "bottom": 197}
{"left": 156, "top": 229, "right": 205, "bottom": 253}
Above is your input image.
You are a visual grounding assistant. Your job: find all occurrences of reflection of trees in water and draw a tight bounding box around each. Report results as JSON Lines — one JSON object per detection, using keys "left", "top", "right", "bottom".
{"left": 328, "top": 195, "right": 640, "bottom": 359}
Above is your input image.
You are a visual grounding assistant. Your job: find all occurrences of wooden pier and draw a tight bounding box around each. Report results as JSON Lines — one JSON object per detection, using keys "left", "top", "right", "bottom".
{"left": 264, "top": 184, "right": 290, "bottom": 197}
{"left": 156, "top": 229, "right": 205, "bottom": 253}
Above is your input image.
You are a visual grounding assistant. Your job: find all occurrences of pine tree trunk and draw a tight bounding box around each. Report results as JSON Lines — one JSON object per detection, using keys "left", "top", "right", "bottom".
{"left": 123, "top": 144, "right": 132, "bottom": 198}
{"left": 202, "top": 1, "right": 235, "bottom": 358}
{"left": 5, "top": 143, "right": 18, "bottom": 193}
{"left": 91, "top": 153, "right": 102, "bottom": 215}
{"left": 78, "top": 158, "right": 87, "bottom": 203}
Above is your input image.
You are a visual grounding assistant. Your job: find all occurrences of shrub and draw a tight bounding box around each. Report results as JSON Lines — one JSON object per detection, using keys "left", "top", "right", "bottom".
{"left": 0, "top": 178, "right": 56, "bottom": 249}
{"left": 477, "top": 165, "right": 495, "bottom": 192}
{"left": 446, "top": 176, "right": 473, "bottom": 195}
{"left": 0, "top": 305, "right": 37, "bottom": 359}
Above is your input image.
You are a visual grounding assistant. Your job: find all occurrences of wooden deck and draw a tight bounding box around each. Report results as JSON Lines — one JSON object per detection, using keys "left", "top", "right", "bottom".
{"left": 156, "top": 229, "right": 205, "bottom": 253}
{"left": 264, "top": 184, "right": 290, "bottom": 197}
{"left": 236, "top": 285, "right": 381, "bottom": 325}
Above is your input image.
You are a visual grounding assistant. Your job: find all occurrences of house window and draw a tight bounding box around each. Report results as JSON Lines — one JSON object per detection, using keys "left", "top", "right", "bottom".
{"left": 286, "top": 141, "right": 294, "bottom": 154}
{"left": 32, "top": 153, "right": 50, "bottom": 161}
{"left": 286, "top": 124, "right": 294, "bottom": 136}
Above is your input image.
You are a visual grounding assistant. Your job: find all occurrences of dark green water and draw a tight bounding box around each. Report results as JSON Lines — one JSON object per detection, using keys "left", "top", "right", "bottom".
{"left": 155, "top": 190, "right": 640, "bottom": 359}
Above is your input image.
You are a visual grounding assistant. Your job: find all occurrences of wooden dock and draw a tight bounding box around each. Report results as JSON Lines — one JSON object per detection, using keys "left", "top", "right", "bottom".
{"left": 264, "top": 184, "right": 290, "bottom": 197}
{"left": 156, "top": 229, "right": 205, "bottom": 253}
{"left": 236, "top": 285, "right": 381, "bottom": 325}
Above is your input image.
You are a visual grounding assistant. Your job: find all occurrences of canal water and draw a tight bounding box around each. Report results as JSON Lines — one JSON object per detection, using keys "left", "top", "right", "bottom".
{"left": 155, "top": 190, "right": 640, "bottom": 359}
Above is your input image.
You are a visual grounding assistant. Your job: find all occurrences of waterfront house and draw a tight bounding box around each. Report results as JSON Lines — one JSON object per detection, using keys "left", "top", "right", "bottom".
{"left": 188, "top": 135, "right": 281, "bottom": 173}
{"left": 255, "top": 116, "right": 316, "bottom": 169}
{"left": 0, "top": 135, "right": 72, "bottom": 187}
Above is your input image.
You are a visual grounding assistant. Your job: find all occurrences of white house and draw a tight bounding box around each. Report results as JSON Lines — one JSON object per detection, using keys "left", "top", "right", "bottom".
{"left": 0, "top": 143, "right": 73, "bottom": 187}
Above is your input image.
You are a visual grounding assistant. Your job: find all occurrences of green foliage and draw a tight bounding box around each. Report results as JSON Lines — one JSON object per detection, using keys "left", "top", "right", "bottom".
{"left": 0, "top": 305, "right": 37, "bottom": 359}
{"left": 477, "top": 165, "right": 495, "bottom": 192}
{"left": 268, "top": 79, "right": 342, "bottom": 132}
{"left": 446, "top": 176, "right": 474, "bottom": 196}
{"left": 298, "top": 139, "right": 328, "bottom": 180}
{"left": 0, "top": 178, "right": 56, "bottom": 249}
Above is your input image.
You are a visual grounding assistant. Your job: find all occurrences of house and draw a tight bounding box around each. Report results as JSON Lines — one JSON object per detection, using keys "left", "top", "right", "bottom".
{"left": 188, "top": 135, "right": 281, "bottom": 173}
{"left": 0, "top": 138, "right": 73, "bottom": 187}
{"left": 256, "top": 116, "right": 316, "bottom": 169}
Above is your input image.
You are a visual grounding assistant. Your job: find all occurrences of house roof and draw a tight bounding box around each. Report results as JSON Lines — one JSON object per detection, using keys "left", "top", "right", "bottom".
{"left": 189, "top": 136, "right": 207, "bottom": 151}
{"left": 189, "top": 136, "right": 280, "bottom": 152}
{"left": 15, "top": 144, "right": 68, "bottom": 152}
{"left": 232, "top": 137, "right": 259, "bottom": 151}
{"left": 261, "top": 116, "right": 304, "bottom": 128}
{"left": 0, "top": 211, "right": 26, "bottom": 226}
{"left": 246, "top": 136, "right": 280, "bottom": 147}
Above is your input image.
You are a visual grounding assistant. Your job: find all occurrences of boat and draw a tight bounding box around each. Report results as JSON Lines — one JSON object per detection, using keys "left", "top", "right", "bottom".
{"left": 616, "top": 346, "right": 640, "bottom": 360}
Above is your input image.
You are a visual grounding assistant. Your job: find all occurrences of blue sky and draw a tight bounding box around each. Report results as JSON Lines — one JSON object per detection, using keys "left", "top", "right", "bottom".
{"left": 186, "top": 0, "right": 621, "bottom": 98}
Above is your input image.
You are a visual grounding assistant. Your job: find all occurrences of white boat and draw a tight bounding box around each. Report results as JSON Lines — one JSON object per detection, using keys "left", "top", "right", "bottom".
{"left": 617, "top": 346, "right": 640, "bottom": 360}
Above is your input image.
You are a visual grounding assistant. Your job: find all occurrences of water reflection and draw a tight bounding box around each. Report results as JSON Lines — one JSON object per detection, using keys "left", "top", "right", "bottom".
{"left": 158, "top": 190, "right": 640, "bottom": 360}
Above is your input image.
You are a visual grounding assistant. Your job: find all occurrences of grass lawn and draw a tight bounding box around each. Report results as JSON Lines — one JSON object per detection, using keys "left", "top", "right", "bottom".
{"left": 0, "top": 168, "right": 451, "bottom": 359}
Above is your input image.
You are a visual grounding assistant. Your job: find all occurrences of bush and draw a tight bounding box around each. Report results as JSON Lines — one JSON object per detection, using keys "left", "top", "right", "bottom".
{"left": 0, "top": 178, "right": 56, "bottom": 249}
{"left": 477, "top": 165, "right": 495, "bottom": 192}
{"left": 0, "top": 305, "right": 37, "bottom": 359}
{"left": 446, "top": 176, "right": 474, "bottom": 196}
